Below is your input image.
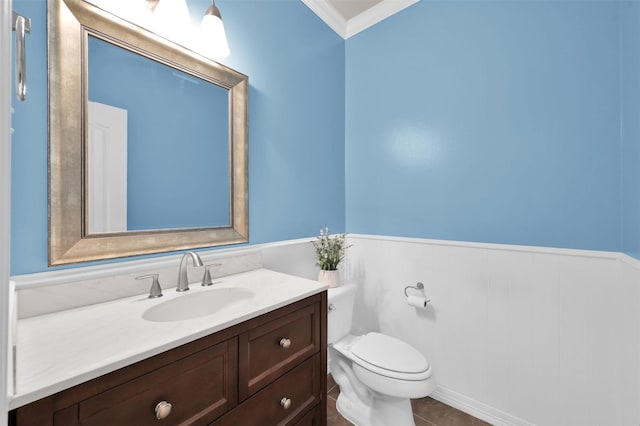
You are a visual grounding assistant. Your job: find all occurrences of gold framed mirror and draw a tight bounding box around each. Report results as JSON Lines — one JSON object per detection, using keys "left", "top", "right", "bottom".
{"left": 48, "top": 0, "right": 249, "bottom": 265}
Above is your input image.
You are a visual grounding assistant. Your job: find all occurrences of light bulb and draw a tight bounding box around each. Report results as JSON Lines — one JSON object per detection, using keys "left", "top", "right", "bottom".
{"left": 152, "top": 0, "right": 192, "bottom": 47}
{"left": 197, "top": 3, "right": 230, "bottom": 59}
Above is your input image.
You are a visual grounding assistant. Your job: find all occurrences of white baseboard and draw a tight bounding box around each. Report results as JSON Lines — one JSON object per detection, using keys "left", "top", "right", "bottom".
{"left": 431, "top": 385, "right": 534, "bottom": 426}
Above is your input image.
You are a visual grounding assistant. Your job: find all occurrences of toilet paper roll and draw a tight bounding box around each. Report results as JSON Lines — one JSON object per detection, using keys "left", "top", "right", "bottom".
{"left": 407, "top": 295, "right": 429, "bottom": 309}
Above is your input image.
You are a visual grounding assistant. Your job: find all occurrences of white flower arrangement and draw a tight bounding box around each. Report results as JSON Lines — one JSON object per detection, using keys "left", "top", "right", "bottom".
{"left": 312, "top": 227, "right": 351, "bottom": 271}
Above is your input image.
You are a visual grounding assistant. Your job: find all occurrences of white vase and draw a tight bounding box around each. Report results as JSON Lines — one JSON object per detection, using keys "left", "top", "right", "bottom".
{"left": 318, "top": 269, "right": 339, "bottom": 288}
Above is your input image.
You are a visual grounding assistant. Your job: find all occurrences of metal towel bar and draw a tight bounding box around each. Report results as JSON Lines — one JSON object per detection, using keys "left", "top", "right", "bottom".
{"left": 12, "top": 11, "right": 31, "bottom": 102}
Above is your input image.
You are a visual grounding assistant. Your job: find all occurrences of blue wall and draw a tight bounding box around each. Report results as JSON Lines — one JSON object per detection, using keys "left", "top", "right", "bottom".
{"left": 621, "top": 0, "right": 640, "bottom": 258}
{"left": 10, "top": 0, "right": 345, "bottom": 274}
{"left": 11, "top": 0, "right": 640, "bottom": 273}
{"left": 346, "top": 0, "right": 622, "bottom": 252}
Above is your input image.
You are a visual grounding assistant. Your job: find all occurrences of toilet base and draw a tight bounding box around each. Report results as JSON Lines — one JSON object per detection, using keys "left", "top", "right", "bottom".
{"left": 335, "top": 390, "right": 416, "bottom": 426}
{"left": 331, "top": 361, "right": 372, "bottom": 426}
{"left": 370, "top": 394, "right": 416, "bottom": 426}
{"left": 335, "top": 391, "right": 370, "bottom": 426}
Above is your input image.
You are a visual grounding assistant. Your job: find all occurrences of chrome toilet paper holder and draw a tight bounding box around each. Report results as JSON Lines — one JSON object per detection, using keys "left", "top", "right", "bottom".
{"left": 404, "top": 282, "right": 431, "bottom": 305}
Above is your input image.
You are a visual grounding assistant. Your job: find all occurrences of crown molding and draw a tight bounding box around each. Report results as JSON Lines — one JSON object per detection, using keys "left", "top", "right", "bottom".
{"left": 302, "top": 0, "right": 419, "bottom": 39}
{"left": 346, "top": 0, "right": 418, "bottom": 38}
{"left": 301, "top": 0, "right": 348, "bottom": 38}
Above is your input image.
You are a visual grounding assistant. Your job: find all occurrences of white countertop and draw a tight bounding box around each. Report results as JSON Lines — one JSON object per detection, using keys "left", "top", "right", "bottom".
{"left": 10, "top": 268, "right": 326, "bottom": 409}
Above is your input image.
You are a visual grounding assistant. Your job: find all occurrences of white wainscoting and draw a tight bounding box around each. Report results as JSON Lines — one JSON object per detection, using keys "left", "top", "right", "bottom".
{"left": 344, "top": 234, "right": 640, "bottom": 426}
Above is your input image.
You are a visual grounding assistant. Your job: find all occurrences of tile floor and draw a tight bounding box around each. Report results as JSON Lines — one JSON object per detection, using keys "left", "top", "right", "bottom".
{"left": 327, "top": 375, "right": 491, "bottom": 426}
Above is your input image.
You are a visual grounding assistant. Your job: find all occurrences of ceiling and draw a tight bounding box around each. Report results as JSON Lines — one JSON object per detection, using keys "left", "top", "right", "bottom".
{"left": 302, "top": 0, "right": 419, "bottom": 39}
{"left": 328, "top": 0, "right": 384, "bottom": 21}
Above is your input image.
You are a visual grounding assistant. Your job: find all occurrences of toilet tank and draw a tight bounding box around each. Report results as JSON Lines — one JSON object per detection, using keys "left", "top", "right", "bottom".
{"left": 327, "top": 284, "right": 356, "bottom": 344}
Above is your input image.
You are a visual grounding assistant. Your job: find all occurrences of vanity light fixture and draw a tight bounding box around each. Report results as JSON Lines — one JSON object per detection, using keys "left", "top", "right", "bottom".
{"left": 198, "top": 0, "right": 230, "bottom": 59}
{"left": 86, "top": 0, "right": 230, "bottom": 59}
{"left": 86, "top": 0, "right": 153, "bottom": 27}
{"left": 145, "top": 0, "right": 159, "bottom": 12}
{"left": 152, "top": 0, "right": 192, "bottom": 47}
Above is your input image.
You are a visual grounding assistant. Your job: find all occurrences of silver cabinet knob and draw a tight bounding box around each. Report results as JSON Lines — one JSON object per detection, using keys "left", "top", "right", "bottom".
{"left": 280, "top": 397, "right": 292, "bottom": 410}
{"left": 279, "top": 338, "right": 291, "bottom": 349}
{"left": 155, "top": 401, "right": 172, "bottom": 420}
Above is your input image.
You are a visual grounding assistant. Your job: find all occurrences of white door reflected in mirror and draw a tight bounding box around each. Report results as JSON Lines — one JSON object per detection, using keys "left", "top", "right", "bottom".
{"left": 87, "top": 101, "right": 128, "bottom": 234}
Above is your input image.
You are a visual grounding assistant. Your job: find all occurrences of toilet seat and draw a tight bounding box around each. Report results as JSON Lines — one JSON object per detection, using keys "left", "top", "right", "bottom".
{"left": 335, "top": 332, "right": 432, "bottom": 381}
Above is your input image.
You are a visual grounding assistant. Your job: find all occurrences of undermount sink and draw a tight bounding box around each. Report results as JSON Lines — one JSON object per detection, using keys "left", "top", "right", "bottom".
{"left": 142, "top": 287, "right": 255, "bottom": 322}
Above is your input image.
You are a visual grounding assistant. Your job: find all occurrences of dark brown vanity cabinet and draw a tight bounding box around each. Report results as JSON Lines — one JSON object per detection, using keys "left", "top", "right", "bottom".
{"left": 12, "top": 292, "right": 327, "bottom": 426}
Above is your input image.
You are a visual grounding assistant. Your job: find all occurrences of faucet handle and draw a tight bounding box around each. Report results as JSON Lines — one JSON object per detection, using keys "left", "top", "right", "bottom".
{"left": 201, "top": 264, "right": 222, "bottom": 287}
{"left": 136, "top": 274, "right": 163, "bottom": 299}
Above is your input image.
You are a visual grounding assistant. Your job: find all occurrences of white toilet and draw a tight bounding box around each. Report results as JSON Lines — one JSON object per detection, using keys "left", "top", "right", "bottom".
{"left": 328, "top": 284, "right": 435, "bottom": 426}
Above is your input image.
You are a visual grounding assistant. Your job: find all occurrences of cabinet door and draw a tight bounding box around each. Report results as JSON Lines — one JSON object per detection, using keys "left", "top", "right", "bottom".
{"left": 239, "top": 303, "right": 320, "bottom": 400}
{"left": 72, "top": 338, "right": 237, "bottom": 426}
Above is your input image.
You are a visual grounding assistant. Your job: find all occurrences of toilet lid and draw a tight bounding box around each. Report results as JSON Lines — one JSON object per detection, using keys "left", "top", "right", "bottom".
{"left": 350, "top": 332, "right": 429, "bottom": 375}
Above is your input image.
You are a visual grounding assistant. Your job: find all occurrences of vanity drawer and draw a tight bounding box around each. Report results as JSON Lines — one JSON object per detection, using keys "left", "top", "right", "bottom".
{"left": 212, "top": 354, "right": 320, "bottom": 426}
{"left": 73, "top": 338, "right": 237, "bottom": 426}
{"left": 293, "top": 406, "right": 322, "bottom": 426}
{"left": 239, "top": 302, "right": 321, "bottom": 400}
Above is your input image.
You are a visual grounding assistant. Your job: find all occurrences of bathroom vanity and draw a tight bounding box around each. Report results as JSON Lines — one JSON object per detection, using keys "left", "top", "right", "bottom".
{"left": 10, "top": 269, "right": 327, "bottom": 426}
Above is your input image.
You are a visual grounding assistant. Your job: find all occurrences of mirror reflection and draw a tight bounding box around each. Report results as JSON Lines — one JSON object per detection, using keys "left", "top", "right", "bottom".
{"left": 86, "top": 35, "right": 230, "bottom": 234}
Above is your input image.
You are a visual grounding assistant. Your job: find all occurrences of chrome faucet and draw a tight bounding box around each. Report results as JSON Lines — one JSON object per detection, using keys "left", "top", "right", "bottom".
{"left": 176, "top": 251, "right": 204, "bottom": 292}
